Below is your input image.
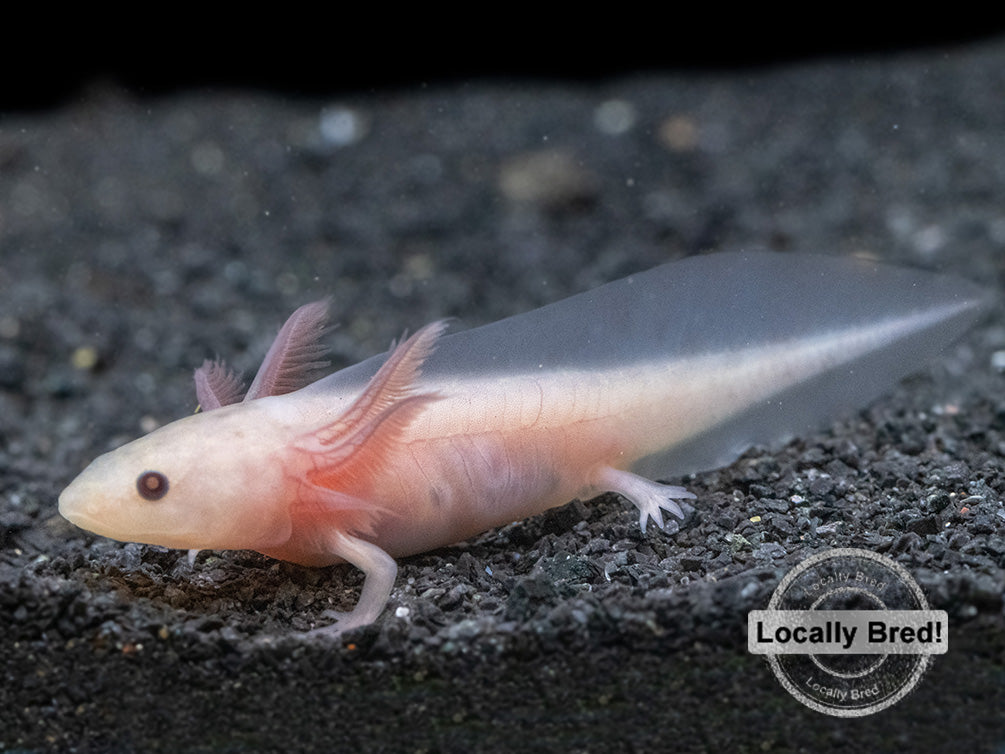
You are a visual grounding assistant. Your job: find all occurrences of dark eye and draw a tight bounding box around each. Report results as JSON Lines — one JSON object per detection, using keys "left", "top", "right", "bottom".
{"left": 136, "top": 471, "right": 169, "bottom": 501}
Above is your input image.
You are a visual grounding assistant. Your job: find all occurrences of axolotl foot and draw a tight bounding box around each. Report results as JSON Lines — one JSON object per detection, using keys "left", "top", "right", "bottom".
{"left": 310, "top": 607, "right": 383, "bottom": 637}
{"left": 593, "top": 466, "right": 696, "bottom": 534}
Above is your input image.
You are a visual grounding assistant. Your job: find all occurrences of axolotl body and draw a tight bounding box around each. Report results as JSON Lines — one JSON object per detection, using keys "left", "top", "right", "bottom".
{"left": 59, "top": 251, "right": 991, "bottom": 634}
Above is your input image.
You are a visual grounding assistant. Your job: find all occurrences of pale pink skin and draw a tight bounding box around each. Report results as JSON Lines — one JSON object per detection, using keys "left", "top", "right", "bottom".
{"left": 58, "top": 252, "right": 991, "bottom": 636}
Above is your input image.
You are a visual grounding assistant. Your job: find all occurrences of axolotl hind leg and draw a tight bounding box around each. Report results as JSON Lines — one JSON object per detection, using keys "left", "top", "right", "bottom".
{"left": 593, "top": 466, "right": 696, "bottom": 533}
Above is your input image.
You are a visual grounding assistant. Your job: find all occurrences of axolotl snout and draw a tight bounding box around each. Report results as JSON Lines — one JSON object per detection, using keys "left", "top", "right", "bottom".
{"left": 59, "top": 251, "right": 992, "bottom": 635}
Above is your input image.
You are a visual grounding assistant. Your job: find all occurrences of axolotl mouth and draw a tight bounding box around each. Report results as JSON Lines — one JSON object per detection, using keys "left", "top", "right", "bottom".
{"left": 58, "top": 471, "right": 183, "bottom": 548}
{"left": 59, "top": 489, "right": 143, "bottom": 545}
{"left": 59, "top": 473, "right": 107, "bottom": 533}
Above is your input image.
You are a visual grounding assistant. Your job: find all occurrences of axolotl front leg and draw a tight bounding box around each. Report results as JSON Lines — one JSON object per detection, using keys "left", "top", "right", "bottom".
{"left": 315, "top": 530, "right": 398, "bottom": 635}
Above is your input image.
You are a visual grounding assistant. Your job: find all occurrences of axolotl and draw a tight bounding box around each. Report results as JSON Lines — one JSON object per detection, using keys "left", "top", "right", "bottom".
{"left": 59, "top": 251, "right": 991, "bottom": 635}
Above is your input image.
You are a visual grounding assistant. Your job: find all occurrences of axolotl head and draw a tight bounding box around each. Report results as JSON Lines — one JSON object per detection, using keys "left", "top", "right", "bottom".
{"left": 59, "top": 402, "right": 293, "bottom": 552}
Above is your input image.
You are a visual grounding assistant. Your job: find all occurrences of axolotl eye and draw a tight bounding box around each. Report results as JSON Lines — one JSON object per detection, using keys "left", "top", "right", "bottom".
{"left": 136, "top": 471, "right": 169, "bottom": 501}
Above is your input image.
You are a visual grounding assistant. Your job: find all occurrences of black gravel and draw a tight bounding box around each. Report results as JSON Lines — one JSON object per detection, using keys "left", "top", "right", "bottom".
{"left": 3, "top": 41, "right": 1005, "bottom": 753}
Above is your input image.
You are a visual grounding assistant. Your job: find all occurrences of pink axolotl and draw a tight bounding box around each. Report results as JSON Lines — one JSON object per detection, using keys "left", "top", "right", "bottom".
{"left": 58, "top": 251, "right": 990, "bottom": 635}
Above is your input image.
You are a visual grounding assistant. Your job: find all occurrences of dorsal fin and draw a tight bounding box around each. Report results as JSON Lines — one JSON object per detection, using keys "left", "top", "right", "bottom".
{"left": 245, "top": 299, "right": 332, "bottom": 401}
{"left": 295, "top": 321, "right": 447, "bottom": 491}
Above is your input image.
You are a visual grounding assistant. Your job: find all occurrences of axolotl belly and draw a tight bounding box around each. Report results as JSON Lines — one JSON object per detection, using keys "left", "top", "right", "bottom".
{"left": 58, "top": 251, "right": 991, "bottom": 634}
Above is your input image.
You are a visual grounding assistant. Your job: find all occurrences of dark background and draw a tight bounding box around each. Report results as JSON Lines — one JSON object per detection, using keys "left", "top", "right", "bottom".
{"left": 4, "top": 20, "right": 1002, "bottom": 110}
